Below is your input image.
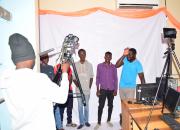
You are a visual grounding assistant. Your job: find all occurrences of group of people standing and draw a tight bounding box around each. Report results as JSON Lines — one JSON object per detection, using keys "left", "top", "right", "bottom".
{"left": 0, "top": 33, "right": 145, "bottom": 130}
{"left": 40, "top": 49, "right": 94, "bottom": 130}
{"left": 40, "top": 46, "right": 146, "bottom": 130}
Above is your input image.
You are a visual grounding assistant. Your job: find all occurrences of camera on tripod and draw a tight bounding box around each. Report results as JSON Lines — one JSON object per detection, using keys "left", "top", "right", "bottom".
{"left": 163, "top": 28, "right": 177, "bottom": 51}
{"left": 54, "top": 34, "right": 86, "bottom": 106}
{"left": 163, "top": 28, "right": 177, "bottom": 39}
{"left": 60, "top": 34, "right": 79, "bottom": 63}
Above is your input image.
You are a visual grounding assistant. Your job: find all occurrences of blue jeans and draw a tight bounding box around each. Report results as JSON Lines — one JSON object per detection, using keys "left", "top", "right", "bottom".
{"left": 54, "top": 105, "right": 63, "bottom": 129}
{"left": 77, "top": 94, "right": 90, "bottom": 125}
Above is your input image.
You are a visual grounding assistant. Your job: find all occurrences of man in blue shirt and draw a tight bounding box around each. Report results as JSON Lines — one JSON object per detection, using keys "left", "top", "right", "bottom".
{"left": 116, "top": 48, "right": 145, "bottom": 125}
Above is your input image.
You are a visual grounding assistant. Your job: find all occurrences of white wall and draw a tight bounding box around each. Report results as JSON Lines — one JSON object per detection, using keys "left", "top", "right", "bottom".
{"left": 0, "top": 0, "right": 38, "bottom": 72}
{"left": 40, "top": 12, "right": 167, "bottom": 124}
{"left": 0, "top": 0, "right": 37, "bottom": 130}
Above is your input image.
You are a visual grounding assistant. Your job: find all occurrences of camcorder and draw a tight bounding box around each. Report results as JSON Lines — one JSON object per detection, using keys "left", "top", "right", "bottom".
{"left": 53, "top": 34, "right": 86, "bottom": 106}
{"left": 53, "top": 34, "right": 79, "bottom": 83}
{"left": 59, "top": 34, "right": 79, "bottom": 63}
{"left": 163, "top": 28, "right": 177, "bottom": 39}
{"left": 163, "top": 28, "right": 176, "bottom": 51}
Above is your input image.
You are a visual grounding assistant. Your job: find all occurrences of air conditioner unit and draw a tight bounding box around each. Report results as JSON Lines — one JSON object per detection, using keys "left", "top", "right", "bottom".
{"left": 116, "top": 0, "right": 160, "bottom": 9}
{"left": 0, "top": 6, "right": 11, "bottom": 21}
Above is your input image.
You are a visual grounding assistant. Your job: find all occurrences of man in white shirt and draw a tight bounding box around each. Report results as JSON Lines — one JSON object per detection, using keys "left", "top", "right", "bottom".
{"left": 0, "top": 33, "right": 69, "bottom": 130}
{"left": 73, "top": 49, "right": 94, "bottom": 129}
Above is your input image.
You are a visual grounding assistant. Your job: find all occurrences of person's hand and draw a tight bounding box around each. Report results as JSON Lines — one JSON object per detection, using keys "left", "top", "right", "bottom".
{"left": 96, "top": 90, "right": 100, "bottom": 97}
{"left": 61, "top": 62, "right": 70, "bottom": 73}
{"left": 113, "top": 91, "right": 117, "bottom": 96}
{"left": 123, "top": 47, "right": 129, "bottom": 56}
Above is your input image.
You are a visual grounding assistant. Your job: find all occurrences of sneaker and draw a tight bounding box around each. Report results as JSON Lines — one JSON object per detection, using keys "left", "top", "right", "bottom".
{"left": 107, "top": 121, "right": 113, "bottom": 127}
{"left": 66, "top": 123, "right": 77, "bottom": 127}
{"left": 94, "top": 124, "right": 100, "bottom": 130}
{"left": 57, "top": 129, "right": 64, "bottom": 130}
{"left": 85, "top": 122, "right": 91, "bottom": 127}
{"left": 77, "top": 124, "right": 84, "bottom": 129}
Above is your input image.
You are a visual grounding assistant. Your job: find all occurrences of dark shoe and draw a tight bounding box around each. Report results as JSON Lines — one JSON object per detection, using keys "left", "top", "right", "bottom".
{"left": 120, "top": 113, "right": 122, "bottom": 126}
{"left": 77, "top": 124, "right": 84, "bottom": 129}
{"left": 85, "top": 122, "right": 91, "bottom": 127}
{"left": 66, "top": 122, "right": 77, "bottom": 127}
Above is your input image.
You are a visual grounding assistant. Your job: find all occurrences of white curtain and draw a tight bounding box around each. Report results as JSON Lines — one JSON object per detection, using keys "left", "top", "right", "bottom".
{"left": 40, "top": 11, "right": 167, "bottom": 123}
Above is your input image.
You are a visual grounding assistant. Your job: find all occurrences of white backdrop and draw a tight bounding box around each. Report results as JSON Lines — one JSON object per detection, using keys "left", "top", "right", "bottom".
{"left": 40, "top": 11, "right": 167, "bottom": 123}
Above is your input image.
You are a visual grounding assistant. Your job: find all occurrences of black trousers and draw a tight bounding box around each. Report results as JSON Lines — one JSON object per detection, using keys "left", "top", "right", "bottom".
{"left": 59, "top": 90, "right": 73, "bottom": 124}
{"left": 98, "top": 89, "right": 114, "bottom": 124}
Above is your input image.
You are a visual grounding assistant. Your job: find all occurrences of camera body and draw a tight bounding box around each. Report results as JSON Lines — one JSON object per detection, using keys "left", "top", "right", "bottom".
{"left": 60, "top": 34, "right": 79, "bottom": 62}
{"left": 163, "top": 28, "right": 177, "bottom": 39}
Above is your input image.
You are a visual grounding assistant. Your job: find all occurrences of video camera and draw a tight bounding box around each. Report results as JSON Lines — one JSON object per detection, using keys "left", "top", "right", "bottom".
{"left": 163, "top": 28, "right": 176, "bottom": 51}
{"left": 163, "top": 28, "right": 177, "bottom": 39}
{"left": 54, "top": 34, "right": 79, "bottom": 83}
{"left": 54, "top": 34, "right": 86, "bottom": 106}
{"left": 59, "top": 34, "right": 79, "bottom": 63}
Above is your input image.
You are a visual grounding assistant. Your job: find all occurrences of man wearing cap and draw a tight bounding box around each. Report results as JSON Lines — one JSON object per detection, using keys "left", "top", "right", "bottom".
{"left": 0, "top": 33, "right": 69, "bottom": 130}
{"left": 40, "top": 54, "right": 54, "bottom": 81}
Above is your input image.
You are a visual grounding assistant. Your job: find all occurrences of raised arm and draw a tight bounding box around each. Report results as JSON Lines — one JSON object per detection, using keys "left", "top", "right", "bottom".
{"left": 115, "top": 48, "right": 129, "bottom": 68}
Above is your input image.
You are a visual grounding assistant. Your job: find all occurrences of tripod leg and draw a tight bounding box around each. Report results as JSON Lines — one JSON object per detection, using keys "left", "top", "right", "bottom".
{"left": 69, "top": 57, "right": 86, "bottom": 106}
{"left": 144, "top": 50, "right": 171, "bottom": 130}
{"left": 161, "top": 51, "right": 171, "bottom": 114}
{"left": 172, "top": 50, "right": 180, "bottom": 72}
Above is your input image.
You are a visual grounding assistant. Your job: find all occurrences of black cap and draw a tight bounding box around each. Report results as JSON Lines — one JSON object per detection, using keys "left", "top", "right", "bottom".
{"left": 8, "top": 33, "right": 35, "bottom": 64}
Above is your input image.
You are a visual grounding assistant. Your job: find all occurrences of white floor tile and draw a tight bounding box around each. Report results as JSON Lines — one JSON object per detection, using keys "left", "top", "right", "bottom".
{"left": 63, "top": 122, "right": 121, "bottom": 130}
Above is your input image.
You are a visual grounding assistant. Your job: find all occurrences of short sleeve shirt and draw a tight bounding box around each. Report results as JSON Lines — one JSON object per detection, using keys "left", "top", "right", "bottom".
{"left": 120, "top": 57, "right": 143, "bottom": 88}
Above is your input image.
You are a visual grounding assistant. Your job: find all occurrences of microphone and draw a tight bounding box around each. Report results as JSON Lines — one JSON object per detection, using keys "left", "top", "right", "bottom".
{"left": 136, "top": 87, "right": 142, "bottom": 103}
{"left": 0, "top": 98, "right": 5, "bottom": 104}
{"left": 134, "top": 87, "right": 143, "bottom": 104}
{"left": 39, "top": 48, "right": 54, "bottom": 56}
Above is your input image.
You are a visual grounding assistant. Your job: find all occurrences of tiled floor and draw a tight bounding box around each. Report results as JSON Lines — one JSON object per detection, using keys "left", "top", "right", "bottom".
{"left": 62, "top": 122, "right": 121, "bottom": 130}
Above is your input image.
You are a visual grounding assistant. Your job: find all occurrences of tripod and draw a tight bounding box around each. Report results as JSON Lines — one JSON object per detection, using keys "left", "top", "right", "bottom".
{"left": 53, "top": 57, "right": 86, "bottom": 106}
{"left": 144, "top": 40, "right": 180, "bottom": 130}
{"left": 69, "top": 57, "right": 86, "bottom": 106}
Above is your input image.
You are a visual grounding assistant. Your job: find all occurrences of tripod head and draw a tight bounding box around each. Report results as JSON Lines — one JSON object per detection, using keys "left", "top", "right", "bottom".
{"left": 57, "top": 34, "right": 79, "bottom": 64}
